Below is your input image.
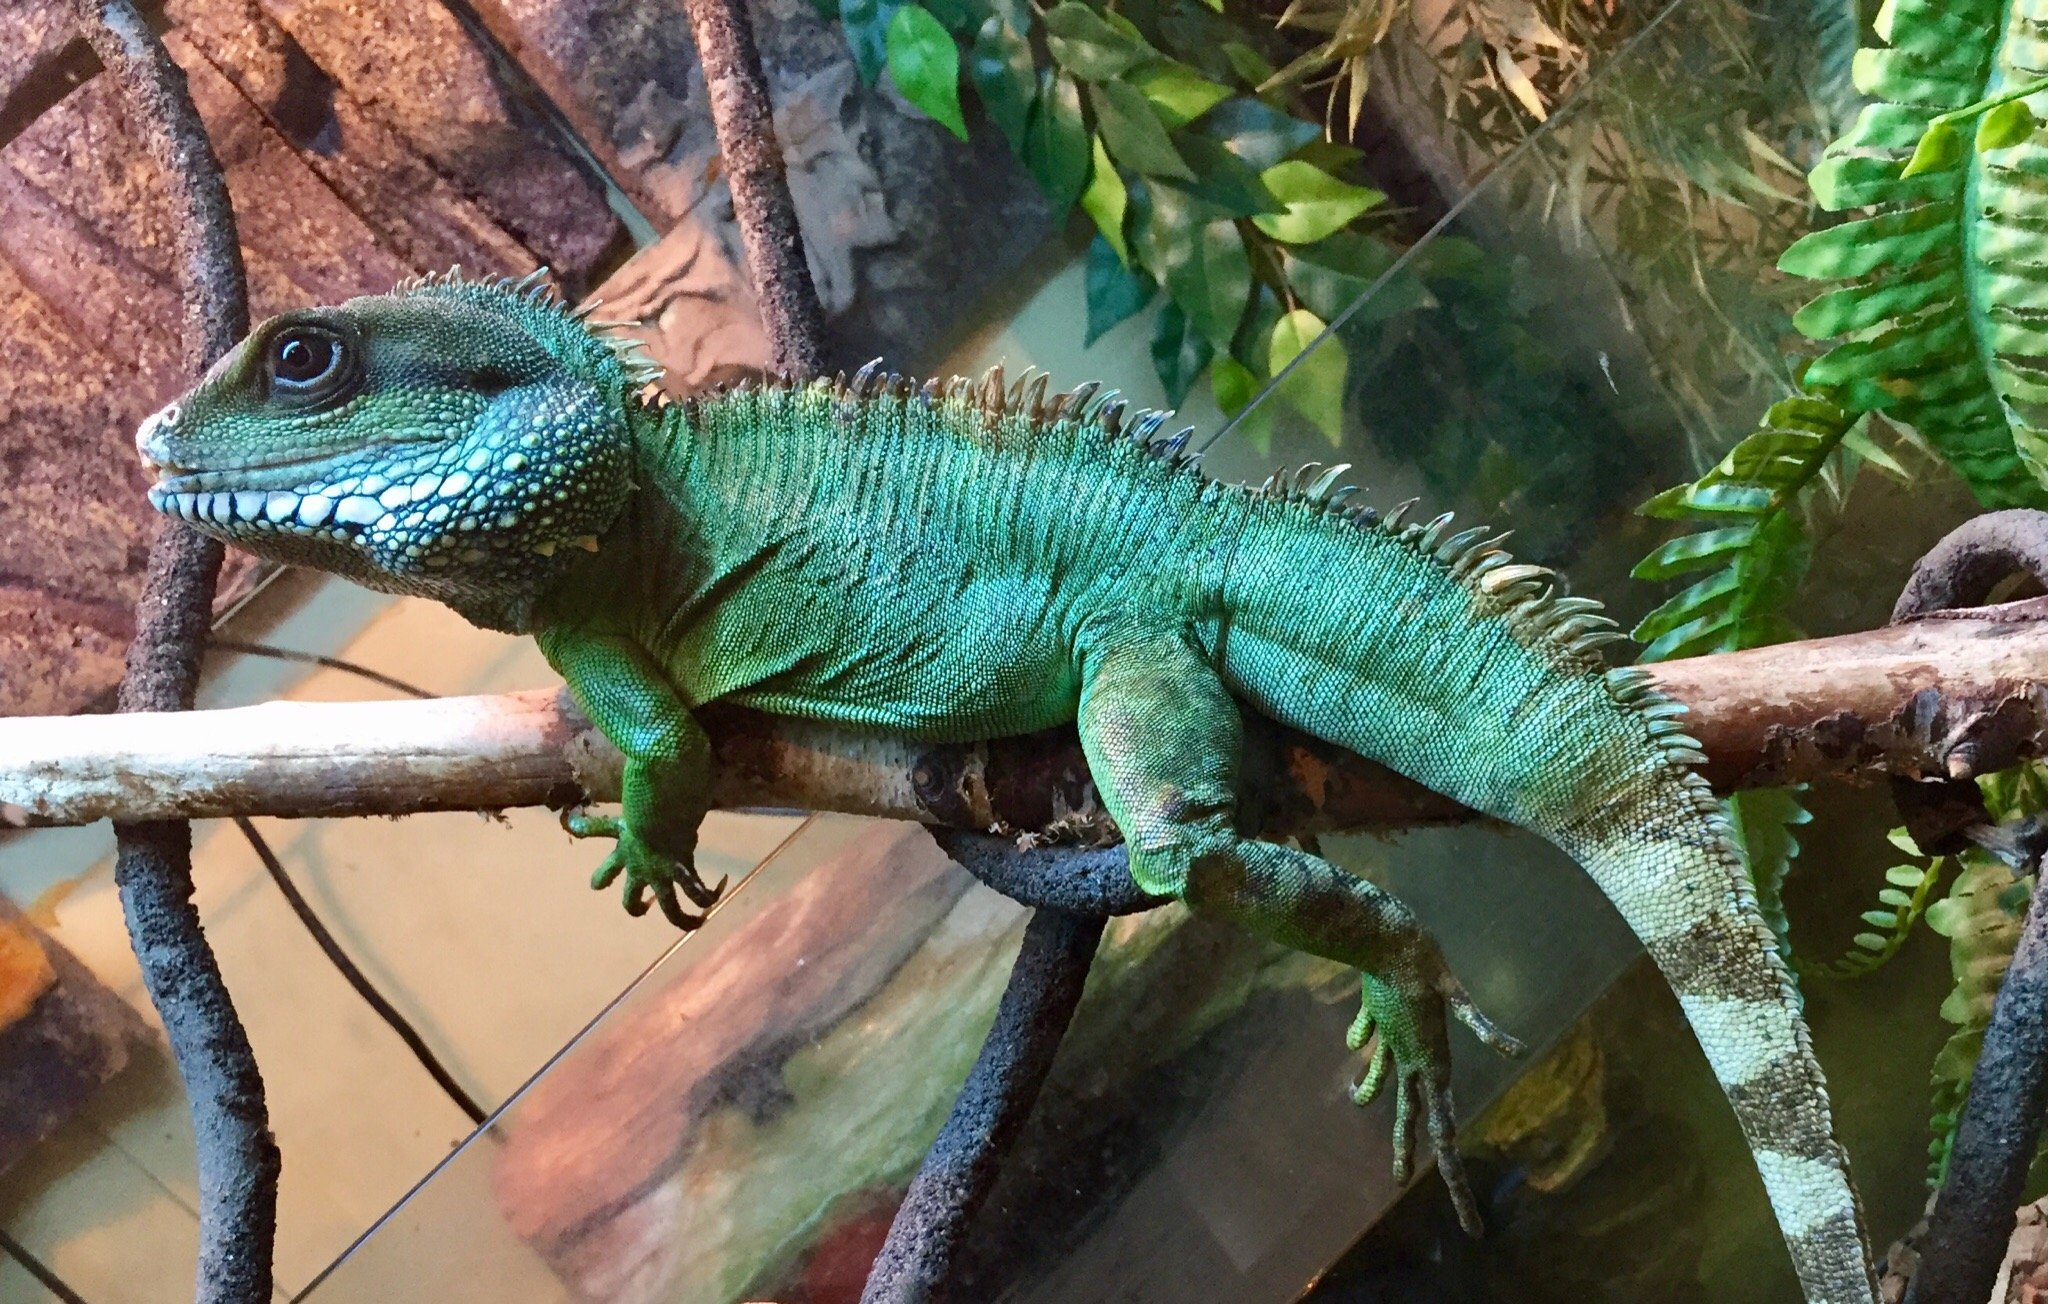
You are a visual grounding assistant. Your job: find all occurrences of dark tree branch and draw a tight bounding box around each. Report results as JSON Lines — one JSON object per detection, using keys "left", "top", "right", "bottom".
{"left": 858, "top": 908, "right": 1107, "bottom": 1304}
{"left": 670, "top": 6, "right": 1107, "bottom": 1296}
{"left": 1902, "top": 511, "right": 2048, "bottom": 1304}
{"left": 931, "top": 830, "right": 1158, "bottom": 916}
{"left": 63, "top": 1, "right": 278, "bottom": 1300}
{"left": 675, "top": 0, "right": 828, "bottom": 379}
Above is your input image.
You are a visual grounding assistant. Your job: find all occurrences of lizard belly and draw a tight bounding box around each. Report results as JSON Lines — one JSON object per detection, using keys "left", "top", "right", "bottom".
{"left": 704, "top": 576, "right": 1085, "bottom": 742}
{"left": 726, "top": 631, "right": 1081, "bottom": 740}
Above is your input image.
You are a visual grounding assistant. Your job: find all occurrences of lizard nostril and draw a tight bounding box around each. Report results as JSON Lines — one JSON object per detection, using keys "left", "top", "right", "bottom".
{"left": 134, "top": 404, "right": 184, "bottom": 476}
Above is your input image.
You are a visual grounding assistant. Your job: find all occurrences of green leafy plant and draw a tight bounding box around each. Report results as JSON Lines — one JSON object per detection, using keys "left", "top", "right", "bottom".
{"left": 1631, "top": 0, "right": 2048, "bottom": 1185}
{"left": 823, "top": 0, "right": 1426, "bottom": 442}
{"left": 1810, "top": 827, "right": 1948, "bottom": 981}
{"left": 1778, "top": 0, "right": 2048, "bottom": 508}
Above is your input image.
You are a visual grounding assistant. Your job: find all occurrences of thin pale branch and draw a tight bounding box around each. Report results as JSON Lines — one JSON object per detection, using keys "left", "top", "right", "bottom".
{"left": 5, "top": 611, "right": 2047, "bottom": 837}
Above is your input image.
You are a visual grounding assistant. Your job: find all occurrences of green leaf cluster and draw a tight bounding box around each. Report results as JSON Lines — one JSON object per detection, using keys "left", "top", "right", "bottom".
{"left": 834, "top": 0, "right": 1416, "bottom": 443}
{"left": 1922, "top": 764, "right": 2048, "bottom": 1184}
{"left": 1628, "top": 0, "right": 2048, "bottom": 1018}
{"left": 1630, "top": 397, "right": 1855, "bottom": 661}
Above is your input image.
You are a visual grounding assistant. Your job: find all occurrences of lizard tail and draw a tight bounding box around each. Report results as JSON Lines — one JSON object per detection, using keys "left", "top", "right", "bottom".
{"left": 1557, "top": 673, "right": 1877, "bottom": 1304}
{"left": 1219, "top": 492, "right": 1877, "bottom": 1303}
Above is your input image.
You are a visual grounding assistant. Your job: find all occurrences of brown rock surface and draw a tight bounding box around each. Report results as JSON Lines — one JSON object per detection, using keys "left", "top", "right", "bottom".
{"left": 232, "top": 0, "right": 621, "bottom": 285}
{"left": 0, "top": 0, "right": 634, "bottom": 717}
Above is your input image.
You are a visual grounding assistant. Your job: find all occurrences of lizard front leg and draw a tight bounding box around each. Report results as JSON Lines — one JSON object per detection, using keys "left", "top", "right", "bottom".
{"left": 1073, "top": 621, "right": 1524, "bottom": 1232}
{"left": 537, "top": 623, "right": 725, "bottom": 929}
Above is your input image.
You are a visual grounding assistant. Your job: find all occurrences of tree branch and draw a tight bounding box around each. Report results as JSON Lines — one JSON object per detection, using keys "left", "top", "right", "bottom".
{"left": 61, "top": 1, "right": 277, "bottom": 1300}
{"left": 858, "top": 907, "right": 1107, "bottom": 1304}
{"left": 5, "top": 610, "right": 2045, "bottom": 837}
{"left": 676, "top": 0, "right": 828, "bottom": 379}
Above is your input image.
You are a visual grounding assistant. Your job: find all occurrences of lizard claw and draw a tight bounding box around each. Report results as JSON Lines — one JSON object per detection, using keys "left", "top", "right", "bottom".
{"left": 564, "top": 806, "right": 727, "bottom": 929}
{"left": 1347, "top": 958, "right": 1519, "bottom": 1239}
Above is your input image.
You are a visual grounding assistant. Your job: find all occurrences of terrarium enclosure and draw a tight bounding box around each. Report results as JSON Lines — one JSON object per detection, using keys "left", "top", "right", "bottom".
{"left": 0, "top": 0, "right": 2041, "bottom": 1300}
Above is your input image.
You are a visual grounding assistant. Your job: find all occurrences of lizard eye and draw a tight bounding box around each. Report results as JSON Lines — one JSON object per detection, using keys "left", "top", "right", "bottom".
{"left": 267, "top": 327, "right": 344, "bottom": 393}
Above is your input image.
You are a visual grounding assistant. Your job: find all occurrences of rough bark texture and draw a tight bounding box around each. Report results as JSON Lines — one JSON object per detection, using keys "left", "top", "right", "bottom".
{"left": 62, "top": 2, "right": 278, "bottom": 1301}
{"left": 858, "top": 908, "right": 1106, "bottom": 1304}
{"left": 675, "top": 0, "right": 827, "bottom": 378}
{"left": 930, "top": 831, "right": 1158, "bottom": 916}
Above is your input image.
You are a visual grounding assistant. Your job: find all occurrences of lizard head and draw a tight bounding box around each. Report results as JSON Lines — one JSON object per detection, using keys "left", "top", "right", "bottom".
{"left": 135, "top": 270, "right": 656, "bottom": 630}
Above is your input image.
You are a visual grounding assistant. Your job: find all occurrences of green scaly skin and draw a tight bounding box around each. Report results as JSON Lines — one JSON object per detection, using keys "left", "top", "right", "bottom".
{"left": 137, "top": 271, "right": 1875, "bottom": 1301}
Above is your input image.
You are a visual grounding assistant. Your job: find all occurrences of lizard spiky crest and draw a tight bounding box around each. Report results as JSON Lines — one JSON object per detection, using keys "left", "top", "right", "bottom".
{"left": 1237, "top": 459, "right": 1719, "bottom": 780}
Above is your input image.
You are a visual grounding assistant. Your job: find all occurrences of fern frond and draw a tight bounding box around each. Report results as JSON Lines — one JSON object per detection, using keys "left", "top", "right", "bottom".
{"left": 1805, "top": 829, "right": 1948, "bottom": 979}
{"left": 1779, "top": 0, "right": 2048, "bottom": 507}
{"left": 1924, "top": 848, "right": 2030, "bottom": 1183}
{"left": 1730, "top": 788, "right": 1812, "bottom": 974}
{"left": 1631, "top": 395, "right": 1853, "bottom": 661}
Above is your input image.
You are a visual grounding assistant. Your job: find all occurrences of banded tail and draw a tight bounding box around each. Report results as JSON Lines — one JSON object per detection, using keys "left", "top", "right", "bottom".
{"left": 1218, "top": 480, "right": 1877, "bottom": 1303}
{"left": 1560, "top": 673, "right": 1876, "bottom": 1304}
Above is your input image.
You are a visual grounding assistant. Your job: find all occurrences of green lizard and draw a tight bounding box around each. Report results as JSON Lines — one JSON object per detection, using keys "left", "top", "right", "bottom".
{"left": 137, "top": 270, "right": 1875, "bottom": 1302}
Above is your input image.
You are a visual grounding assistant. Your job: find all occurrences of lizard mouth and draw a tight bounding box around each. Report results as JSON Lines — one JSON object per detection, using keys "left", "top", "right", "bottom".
{"left": 149, "top": 483, "right": 349, "bottom": 532}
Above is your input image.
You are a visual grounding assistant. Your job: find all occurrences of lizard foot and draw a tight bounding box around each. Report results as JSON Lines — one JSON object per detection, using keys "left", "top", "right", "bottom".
{"left": 562, "top": 809, "right": 729, "bottom": 929}
{"left": 1346, "top": 954, "right": 1525, "bottom": 1237}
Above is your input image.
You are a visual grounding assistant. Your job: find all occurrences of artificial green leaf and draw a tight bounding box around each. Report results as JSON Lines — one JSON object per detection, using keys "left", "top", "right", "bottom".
{"left": 1191, "top": 97, "right": 1321, "bottom": 170}
{"left": 1023, "top": 71, "right": 1091, "bottom": 213}
{"left": 1164, "top": 134, "right": 1280, "bottom": 217}
{"left": 1152, "top": 301, "right": 1214, "bottom": 405}
{"left": 1630, "top": 524, "right": 1762, "bottom": 580}
{"left": 1221, "top": 42, "right": 1274, "bottom": 85}
{"left": 1283, "top": 252, "right": 1374, "bottom": 323}
{"left": 1282, "top": 232, "right": 1416, "bottom": 323}
{"left": 1089, "top": 80, "right": 1194, "bottom": 179}
{"left": 1132, "top": 61, "right": 1231, "bottom": 128}
{"left": 1637, "top": 608, "right": 1738, "bottom": 662}
{"left": 1133, "top": 183, "right": 1250, "bottom": 348}
{"left": 1843, "top": 423, "right": 1911, "bottom": 478}
{"left": 887, "top": 6, "right": 969, "bottom": 140}
{"left": 970, "top": 18, "right": 1037, "bottom": 153}
{"left": 1293, "top": 139, "right": 1367, "bottom": 172}
{"left": 1229, "top": 282, "right": 1283, "bottom": 373}
{"left": 1892, "top": 120, "right": 1957, "bottom": 180}
{"left": 1211, "top": 353, "right": 1259, "bottom": 414}
{"left": 1651, "top": 482, "right": 1775, "bottom": 517}
{"left": 841, "top": 0, "right": 903, "bottom": 85}
{"left": 1631, "top": 568, "right": 1743, "bottom": 642}
{"left": 1268, "top": 308, "right": 1346, "bottom": 445}
{"left": 1081, "top": 138, "right": 1131, "bottom": 262}
{"left": 1250, "top": 160, "right": 1384, "bottom": 242}
{"left": 1978, "top": 98, "right": 2038, "bottom": 151}
{"left": 1085, "top": 232, "right": 1153, "bottom": 344}
{"left": 1044, "top": 2, "right": 1152, "bottom": 80}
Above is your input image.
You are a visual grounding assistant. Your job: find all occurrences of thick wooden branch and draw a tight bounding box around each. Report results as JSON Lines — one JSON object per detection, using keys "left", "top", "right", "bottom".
{"left": 5, "top": 608, "right": 2047, "bottom": 839}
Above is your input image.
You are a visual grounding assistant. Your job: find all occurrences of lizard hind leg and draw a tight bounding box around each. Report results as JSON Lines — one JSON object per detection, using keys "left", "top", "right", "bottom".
{"left": 1074, "top": 624, "right": 1525, "bottom": 1234}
